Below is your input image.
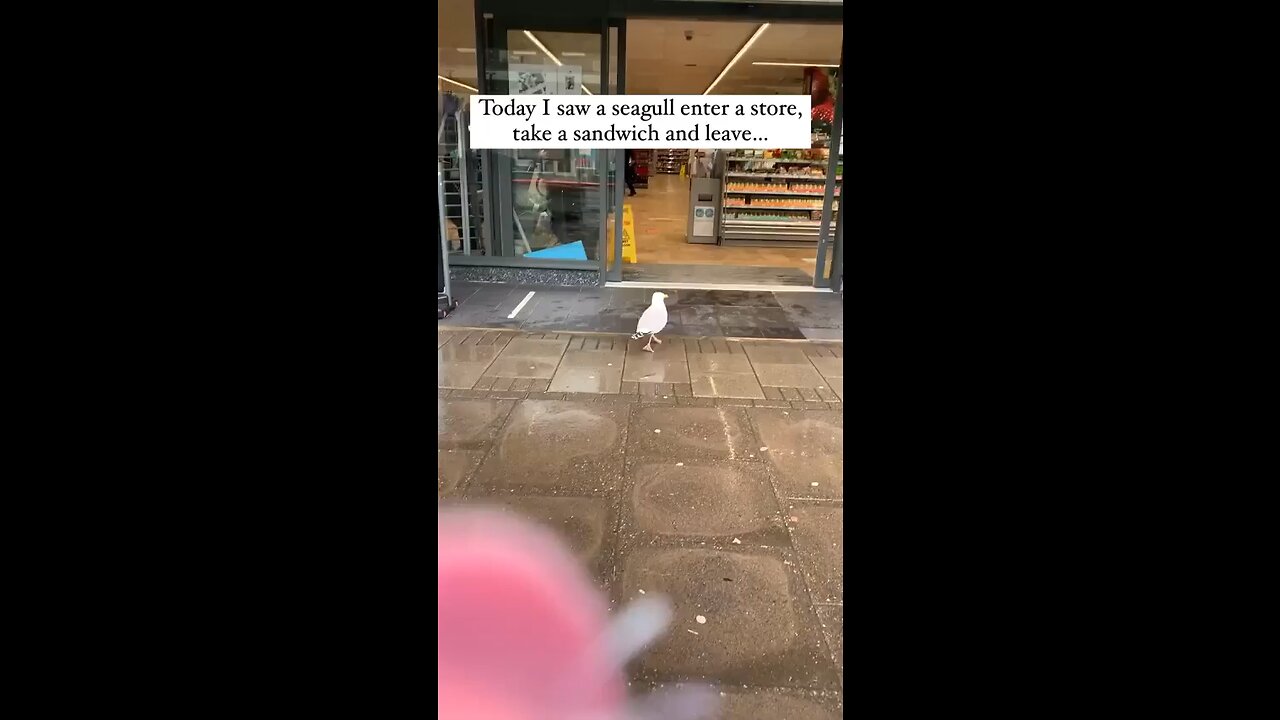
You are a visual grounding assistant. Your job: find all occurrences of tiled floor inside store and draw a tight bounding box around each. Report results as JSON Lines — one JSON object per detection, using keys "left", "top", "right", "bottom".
{"left": 627, "top": 174, "right": 821, "bottom": 273}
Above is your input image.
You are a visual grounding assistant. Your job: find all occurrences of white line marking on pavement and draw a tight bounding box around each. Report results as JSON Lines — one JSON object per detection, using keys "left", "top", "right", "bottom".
{"left": 508, "top": 291, "right": 536, "bottom": 318}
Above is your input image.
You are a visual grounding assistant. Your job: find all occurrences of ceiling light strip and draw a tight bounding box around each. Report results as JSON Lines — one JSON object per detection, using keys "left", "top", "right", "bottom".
{"left": 524, "top": 30, "right": 598, "bottom": 95}
{"left": 523, "top": 30, "right": 563, "bottom": 66}
{"left": 438, "top": 75, "right": 478, "bottom": 92}
{"left": 704, "top": 23, "right": 770, "bottom": 95}
{"left": 752, "top": 62, "right": 839, "bottom": 68}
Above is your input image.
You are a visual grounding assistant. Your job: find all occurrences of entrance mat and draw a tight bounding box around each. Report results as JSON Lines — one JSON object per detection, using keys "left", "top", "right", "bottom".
{"left": 622, "top": 263, "right": 813, "bottom": 286}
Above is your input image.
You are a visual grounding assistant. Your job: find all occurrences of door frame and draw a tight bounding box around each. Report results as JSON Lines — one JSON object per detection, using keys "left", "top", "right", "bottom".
{"left": 473, "top": 7, "right": 617, "bottom": 279}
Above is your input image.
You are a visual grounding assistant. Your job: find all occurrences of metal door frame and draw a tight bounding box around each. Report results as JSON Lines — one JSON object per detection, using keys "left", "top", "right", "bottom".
{"left": 814, "top": 48, "right": 844, "bottom": 288}
{"left": 470, "top": 7, "right": 617, "bottom": 281}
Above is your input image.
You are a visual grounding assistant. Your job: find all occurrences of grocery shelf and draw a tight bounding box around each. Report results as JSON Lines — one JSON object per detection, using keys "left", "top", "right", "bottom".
{"left": 725, "top": 173, "right": 842, "bottom": 181}
{"left": 723, "top": 218, "right": 820, "bottom": 227}
{"left": 726, "top": 157, "right": 828, "bottom": 165}
{"left": 724, "top": 190, "right": 838, "bottom": 197}
{"left": 724, "top": 204, "right": 832, "bottom": 211}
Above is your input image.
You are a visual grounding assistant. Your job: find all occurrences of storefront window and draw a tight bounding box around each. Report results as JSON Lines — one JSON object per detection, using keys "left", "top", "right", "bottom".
{"left": 484, "top": 30, "right": 607, "bottom": 262}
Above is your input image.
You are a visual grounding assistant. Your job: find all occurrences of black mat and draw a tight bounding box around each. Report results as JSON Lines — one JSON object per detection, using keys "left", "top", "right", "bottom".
{"left": 622, "top": 263, "right": 813, "bottom": 286}
{"left": 440, "top": 282, "right": 842, "bottom": 340}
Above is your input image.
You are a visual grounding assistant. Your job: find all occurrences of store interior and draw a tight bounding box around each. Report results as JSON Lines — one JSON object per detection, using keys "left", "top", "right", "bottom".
{"left": 438, "top": 6, "right": 842, "bottom": 286}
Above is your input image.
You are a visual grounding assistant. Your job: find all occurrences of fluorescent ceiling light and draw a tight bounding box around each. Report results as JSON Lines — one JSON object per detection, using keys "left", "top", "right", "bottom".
{"left": 752, "top": 61, "right": 838, "bottom": 68}
{"left": 438, "top": 75, "right": 478, "bottom": 92}
{"left": 523, "top": 31, "right": 562, "bottom": 66}
{"left": 562, "top": 52, "right": 586, "bottom": 57}
{"left": 457, "top": 48, "right": 475, "bottom": 53}
{"left": 705, "top": 23, "right": 770, "bottom": 95}
{"left": 511, "top": 50, "right": 537, "bottom": 56}
{"left": 523, "top": 30, "right": 596, "bottom": 95}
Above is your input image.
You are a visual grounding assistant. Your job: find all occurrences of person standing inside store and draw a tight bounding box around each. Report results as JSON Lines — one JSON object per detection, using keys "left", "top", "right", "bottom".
{"left": 625, "top": 149, "right": 637, "bottom": 196}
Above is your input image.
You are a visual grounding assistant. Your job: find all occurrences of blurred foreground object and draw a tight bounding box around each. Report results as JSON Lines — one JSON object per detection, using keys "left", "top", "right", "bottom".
{"left": 438, "top": 509, "right": 716, "bottom": 720}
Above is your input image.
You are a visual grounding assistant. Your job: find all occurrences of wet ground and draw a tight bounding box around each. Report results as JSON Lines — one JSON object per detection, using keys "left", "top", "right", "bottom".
{"left": 438, "top": 327, "right": 844, "bottom": 718}
{"left": 441, "top": 282, "right": 844, "bottom": 341}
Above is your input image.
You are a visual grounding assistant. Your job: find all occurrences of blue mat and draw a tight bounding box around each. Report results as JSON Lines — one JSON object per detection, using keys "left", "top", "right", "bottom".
{"left": 525, "top": 241, "right": 587, "bottom": 260}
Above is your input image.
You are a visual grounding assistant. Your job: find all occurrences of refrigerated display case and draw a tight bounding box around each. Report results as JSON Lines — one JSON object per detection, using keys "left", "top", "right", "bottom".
{"left": 719, "top": 144, "right": 841, "bottom": 247}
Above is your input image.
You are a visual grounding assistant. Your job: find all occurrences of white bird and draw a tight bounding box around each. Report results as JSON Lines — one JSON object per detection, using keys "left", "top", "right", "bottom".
{"left": 631, "top": 292, "right": 669, "bottom": 352}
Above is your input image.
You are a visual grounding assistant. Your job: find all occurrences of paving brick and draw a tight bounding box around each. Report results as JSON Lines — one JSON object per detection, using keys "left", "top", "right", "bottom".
{"left": 781, "top": 387, "right": 803, "bottom": 401}
{"left": 620, "top": 380, "right": 639, "bottom": 395}
{"left": 816, "top": 387, "right": 840, "bottom": 402}
{"left": 619, "top": 547, "right": 838, "bottom": 688}
{"left": 472, "top": 376, "right": 496, "bottom": 391}
{"left": 762, "top": 386, "right": 785, "bottom": 401}
{"left": 753, "top": 399, "right": 793, "bottom": 408}
{"left": 469, "top": 400, "right": 629, "bottom": 495}
{"left": 676, "top": 396, "right": 716, "bottom": 407}
{"left": 489, "top": 377, "right": 514, "bottom": 391}
{"left": 673, "top": 382, "right": 693, "bottom": 397}
{"left": 789, "top": 506, "right": 843, "bottom": 604}
{"left": 526, "top": 391, "right": 567, "bottom": 401}
{"left": 748, "top": 408, "right": 843, "bottom": 499}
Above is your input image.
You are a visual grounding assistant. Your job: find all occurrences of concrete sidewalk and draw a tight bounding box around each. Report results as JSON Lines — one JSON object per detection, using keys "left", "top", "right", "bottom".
{"left": 438, "top": 328, "right": 844, "bottom": 718}
{"left": 439, "top": 328, "right": 843, "bottom": 405}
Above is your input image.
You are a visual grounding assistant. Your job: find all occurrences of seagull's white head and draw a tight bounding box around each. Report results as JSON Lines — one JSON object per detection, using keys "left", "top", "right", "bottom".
{"left": 651, "top": 292, "right": 668, "bottom": 303}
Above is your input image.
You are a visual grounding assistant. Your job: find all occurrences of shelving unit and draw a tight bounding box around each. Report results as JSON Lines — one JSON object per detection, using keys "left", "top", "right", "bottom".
{"left": 654, "top": 149, "right": 684, "bottom": 175}
{"left": 719, "top": 147, "right": 842, "bottom": 247}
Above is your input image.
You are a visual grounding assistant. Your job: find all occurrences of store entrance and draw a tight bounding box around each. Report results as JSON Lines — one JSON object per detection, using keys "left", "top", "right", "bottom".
{"left": 611, "top": 19, "right": 843, "bottom": 289}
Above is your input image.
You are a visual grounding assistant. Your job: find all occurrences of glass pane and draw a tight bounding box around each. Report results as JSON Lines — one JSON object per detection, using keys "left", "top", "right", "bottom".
{"left": 488, "top": 30, "right": 605, "bottom": 260}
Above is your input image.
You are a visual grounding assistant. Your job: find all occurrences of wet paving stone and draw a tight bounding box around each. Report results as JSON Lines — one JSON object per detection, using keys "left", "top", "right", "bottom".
{"left": 548, "top": 347, "right": 625, "bottom": 393}
{"left": 816, "top": 606, "right": 843, "bottom": 684}
{"left": 743, "top": 344, "right": 827, "bottom": 388}
{"left": 438, "top": 449, "right": 484, "bottom": 494}
{"left": 716, "top": 688, "right": 843, "bottom": 720}
{"left": 807, "top": 355, "right": 844, "bottom": 401}
{"left": 464, "top": 495, "right": 615, "bottom": 590}
{"left": 688, "top": 353, "right": 765, "bottom": 399}
{"left": 483, "top": 336, "right": 570, "bottom": 379}
{"left": 622, "top": 340, "right": 690, "bottom": 384}
{"left": 437, "top": 398, "right": 514, "bottom": 449}
{"left": 628, "top": 406, "right": 758, "bottom": 463}
{"left": 626, "top": 461, "right": 787, "bottom": 544}
{"left": 437, "top": 342, "right": 503, "bottom": 389}
{"left": 748, "top": 409, "right": 843, "bottom": 498}
{"left": 470, "top": 400, "right": 629, "bottom": 495}
{"left": 788, "top": 506, "right": 844, "bottom": 604}
{"left": 619, "top": 547, "right": 839, "bottom": 688}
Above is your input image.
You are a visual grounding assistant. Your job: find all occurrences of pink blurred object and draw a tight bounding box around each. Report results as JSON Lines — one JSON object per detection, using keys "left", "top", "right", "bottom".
{"left": 438, "top": 509, "right": 625, "bottom": 720}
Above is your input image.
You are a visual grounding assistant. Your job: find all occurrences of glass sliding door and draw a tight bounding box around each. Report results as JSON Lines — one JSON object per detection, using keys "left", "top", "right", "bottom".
{"left": 477, "top": 13, "right": 613, "bottom": 277}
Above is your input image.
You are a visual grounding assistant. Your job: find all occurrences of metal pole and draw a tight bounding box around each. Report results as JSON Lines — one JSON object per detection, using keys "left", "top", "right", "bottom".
{"left": 438, "top": 161, "right": 453, "bottom": 306}
{"left": 456, "top": 110, "right": 472, "bottom": 256}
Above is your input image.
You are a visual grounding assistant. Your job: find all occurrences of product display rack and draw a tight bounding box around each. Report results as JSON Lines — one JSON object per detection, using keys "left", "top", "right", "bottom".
{"left": 654, "top": 149, "right": 684, "bottom": 175}
{"left": 720, "top": 147, "right": 841, "bottom": 247}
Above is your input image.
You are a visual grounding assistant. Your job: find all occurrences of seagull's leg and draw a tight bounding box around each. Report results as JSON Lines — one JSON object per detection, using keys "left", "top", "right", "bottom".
{"left": 652, "top": 334, "right": 662, "bottom": 344}
{"left": 643, "top": 334, "right": 655, "bottom": 352}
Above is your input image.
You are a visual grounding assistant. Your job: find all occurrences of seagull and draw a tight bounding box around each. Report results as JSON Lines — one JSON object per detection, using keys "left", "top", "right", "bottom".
{"left": 630, "top": 292, "right": 669, "bottom": 352}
